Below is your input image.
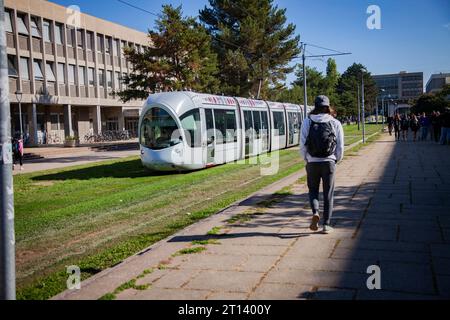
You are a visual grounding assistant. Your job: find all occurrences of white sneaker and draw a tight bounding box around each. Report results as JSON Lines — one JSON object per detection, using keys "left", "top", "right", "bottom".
{"left": 20, "top": 166, "right": 24, "bottom": 171}
{"left": 322, "top": 225, "right": 334, "bottom": 234}
{"left": 310, "top": 214, "right": 320, "bottom": 231}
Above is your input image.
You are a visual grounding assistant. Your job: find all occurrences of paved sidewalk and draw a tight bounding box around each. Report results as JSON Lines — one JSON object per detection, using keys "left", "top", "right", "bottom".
{"left": 54, "top": 133, "right": 450, "bottom": 300}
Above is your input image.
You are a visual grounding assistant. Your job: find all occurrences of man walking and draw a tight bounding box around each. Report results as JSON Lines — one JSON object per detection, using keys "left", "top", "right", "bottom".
{"left": 300, "top": 95, "right": 345, "bottom": 234}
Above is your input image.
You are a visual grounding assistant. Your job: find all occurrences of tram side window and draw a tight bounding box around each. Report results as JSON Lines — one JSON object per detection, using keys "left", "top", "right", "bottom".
{"left": 261, "top": 111, "right": 269, "bottom": 136}
{"left": 225, "top": 110, "right": 237, "bottom": 143}
{"left": 288, "top": 112, "right": 299, "bottom": 133}
{"left": 214, "top": 109, "right": 237, "bottom": 144}
{"left": 244, "top": 111, "right": 253, "bottom": 132}
{"left": 140, "top": 108, "right": 181, "bottom": 150}
{"left": 205, "top": 109, "right": 214, "bottom": 144}
{"left": 252, "top": 111, "right": 261, "bottom": 139}
{"left": 272, "top": 111, "right": 285, "bottom": 136}
{"left": 180, "top": 109, "right": 201, "bottom": 148}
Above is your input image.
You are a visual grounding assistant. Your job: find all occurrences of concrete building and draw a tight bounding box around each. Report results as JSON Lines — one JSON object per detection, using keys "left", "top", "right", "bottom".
{"left": 5, "top": 0, "right": 149, "bottom": 146}
{"left": 372, "top": 71, "right": 423, "bottom": 115}
{"left": 426, "top": 73, "right": 450, "bottom": 94}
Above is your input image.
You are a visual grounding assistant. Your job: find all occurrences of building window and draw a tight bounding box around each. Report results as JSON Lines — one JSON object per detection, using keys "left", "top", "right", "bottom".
{"left": 76, "top": 29, "right": 84, "bottom": 48}
{"left": 88, "top": 68, "right": 95, "bottom": 86}
{"left": 66, "top": 27, "right": 75, "bottom": 47}
{"left": 33, "top": 60, "right": 44, "bottom": 81}
{"left": 68, "top": 64, "right": 76, "bottom": 84}
{"left": 50, "top": 114, "right": 62, "bottom": 131}
{"left": 114, "top": 72, "right": 120, "bottom": 89}
{"left": 121, "top": 41, "right": 126, "bottom": 55}
{"left": 78, "top": 66, "right": 86, "bottom": 86}
{"left": 8, "top": 55, "right": 18, "bottom": 77}
{"left": 5, "top": 10, "right": 13, "bottom": 33}
{"left": 86, "top": 31, "right": 93, "bottom": 50}
{"left": 57, "top": 63, "right": 65, "bottom": 83}
{"left": 45, "top": 62, "right": 56, "bottom": 82}
{"left": 55, "top": 24, "right": 63, "bottom": 45}
{"left": 30, "top": 17, "right": 41, "bottom": 38}
{"left": 106, "top": 71, "right": 112, "bottom": 88}
{"left": 19, "top": 58, "right": 30, "bottom": 80}
{"left": 17, "top": 14, "right": 29, "bottom": 36}
{"left": 113, "top": 39, "right": 120, "bottom": 56}
{"left": 105, "top": 37, "right": 111, "bottom": 54}
{"left": 97, "top": 34, "right": 104, "bottom": 52}
{"left": 98, "top": 69, "right": 105, "bottom": 87}
{"left": 43, "top": 20, "right": 51, "bottom": 42}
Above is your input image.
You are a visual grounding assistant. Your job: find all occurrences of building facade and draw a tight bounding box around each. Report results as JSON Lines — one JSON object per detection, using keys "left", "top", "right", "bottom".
{"left": 426, "top": 73, "right": 450, "bottom": 94}
{"left": 5, "top": 0, "right": 149, "bottom": 146}
{"left": 372, "top": 71, "right": 423, "bottom": 115}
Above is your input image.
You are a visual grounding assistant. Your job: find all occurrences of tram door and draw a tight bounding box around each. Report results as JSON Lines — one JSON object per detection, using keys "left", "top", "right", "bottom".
{"left": 204, "top": 108, "right": 215, "bottom": 165}
{"left": 243, "top": 110, "right": 254, "bottom": 157}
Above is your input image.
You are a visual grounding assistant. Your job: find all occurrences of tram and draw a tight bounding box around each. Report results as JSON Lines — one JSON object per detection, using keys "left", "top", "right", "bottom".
{"left": 139, "top": 91, "right": 313, "bottom": 171}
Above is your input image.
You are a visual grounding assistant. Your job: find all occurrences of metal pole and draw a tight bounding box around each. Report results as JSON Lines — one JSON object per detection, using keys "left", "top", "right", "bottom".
{"left": 381, "top": 96, "right": 385, "bottom": 128}
{"left": 375, "top": 96, "right": 378, "bottom": 125}
{"left": 18, "top": 101, "right": 23, "bottom": 139}
{"left": 302, "top": 43, "right": 308, "bottom": 120}
{"left": 357, "top": 84, "right": 360, "bottom": 130}
{"left": 361, "top": 73, "right": 366, "bottom": 143}
{"left": 0, "top": 0, "right": 17, "bottom": 300}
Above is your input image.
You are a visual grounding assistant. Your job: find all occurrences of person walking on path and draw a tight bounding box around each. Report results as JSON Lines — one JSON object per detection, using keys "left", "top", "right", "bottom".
{"left": 419, "top": 113, "right": 430, "bottom": 141}
{"left": 393, "top": 113, "right": 401, "bottom": 141}
{"left": 300, "top": 95, "right": 344, "bottom": 234}
{"left": 431, "top": 111, "right": 441, "bottom": 143}
{"left": 410, "top": 114, "right": 420, "bottom": 142}
{"left": 400, "top": 114, "right": 410, "bottom": 141}
{"left": 387, "top": 116, "right": 394, "bottom": 136}
{"left": 13, "top": 137, "right": 24, "bottom": 171}
{"left": 440, "top": 108, "right": 450, "bottom": 145}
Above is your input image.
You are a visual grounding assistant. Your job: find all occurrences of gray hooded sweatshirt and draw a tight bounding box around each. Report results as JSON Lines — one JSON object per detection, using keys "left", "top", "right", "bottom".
{"left": 299, "top": 114, "right": 345, "bottom": 163}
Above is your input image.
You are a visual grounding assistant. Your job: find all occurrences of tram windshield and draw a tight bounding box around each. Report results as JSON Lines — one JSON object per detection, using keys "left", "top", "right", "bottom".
{"left": 140, "top": 107, "right": 182, "bottom": 150}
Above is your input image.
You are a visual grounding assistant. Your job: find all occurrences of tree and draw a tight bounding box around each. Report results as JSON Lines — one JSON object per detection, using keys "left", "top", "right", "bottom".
{"left": 199, "top": 0, "right": 300, "bottom": 98}
{"left": 117, "top": 5, "right": 219, "bottom": 102}
{"left": 336, "top": 63, "right": 378, "bottom": 117}
{"left": 293, "top": 64, "right": 326, "bottom": 105}
{"left": 411, "top": 86, "right": 450, "bottom": 114}
{"left": 324, "top": 58, "right": 339, "bottom": 105}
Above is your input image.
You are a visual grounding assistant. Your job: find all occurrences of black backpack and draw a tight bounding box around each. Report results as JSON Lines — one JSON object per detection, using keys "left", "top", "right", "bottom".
{"left": 305, "top": 118, "right": 337, "bottom": 158}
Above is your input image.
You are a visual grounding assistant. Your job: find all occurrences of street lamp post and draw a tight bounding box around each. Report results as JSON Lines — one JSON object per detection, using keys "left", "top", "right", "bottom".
{"left": 357, "top": 84, "right": 360, "bottom": 131}
{"left": 380, "top": 89, "right": 386, "bottom": 129}
{"left": 361, "top": 70, "right": 366, "bottom": 143}
{"left": 15, "top": 90, "right": 23, "bottom": 139}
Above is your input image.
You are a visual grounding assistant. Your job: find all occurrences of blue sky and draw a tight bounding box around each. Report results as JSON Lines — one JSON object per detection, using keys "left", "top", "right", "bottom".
{"left": 50, "top": 0, "right": 450, "bottom": 88}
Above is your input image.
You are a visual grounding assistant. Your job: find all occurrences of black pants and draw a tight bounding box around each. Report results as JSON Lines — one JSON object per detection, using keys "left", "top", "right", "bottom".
{"left": 14, "top": 153, "right": 23, "bottom": 166}
{"left": 306, "top": 161, "right": 336, "bottom": 226}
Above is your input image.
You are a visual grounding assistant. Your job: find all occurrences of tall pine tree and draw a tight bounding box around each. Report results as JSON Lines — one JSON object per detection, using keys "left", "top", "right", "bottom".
{"left": 337, "top": 63, "right": 378, "bottom": 116}
{"left": 117, "top": 5, "right": 219, "bottom": 102}
{"left": 199, "top": 0, "right": 300, "bottom": 99}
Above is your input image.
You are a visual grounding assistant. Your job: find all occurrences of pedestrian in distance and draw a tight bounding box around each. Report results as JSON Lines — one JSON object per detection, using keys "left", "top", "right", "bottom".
{"left": 440, "top": 108, "right": 450, "bottom": 145}
{"left": 300, "top": 95, "right": 345, "bottom": 234}
{"left": 387, "top": 115, "right": 394, "bottom": 136}
{"left": 12, "top": 136, "right": 24, "bottom": 171}
{"left": 410, "top": 114, "right": 420, "bottom": 142}
{"left": 419, "top": 112, "right": 430, "bottom": 141}
{"left": 393, "top": 113, "right": 401, "bottom": 141}
{"left": 431, "top": 111, "right": 441, "bottom": 143}
{"left": 400, "top": 114, "right": 409, "bottom": 141}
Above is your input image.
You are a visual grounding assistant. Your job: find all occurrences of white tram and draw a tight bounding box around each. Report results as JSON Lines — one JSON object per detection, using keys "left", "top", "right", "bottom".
{"left": 139, "top": 91, "right": 312, "bottom": 171}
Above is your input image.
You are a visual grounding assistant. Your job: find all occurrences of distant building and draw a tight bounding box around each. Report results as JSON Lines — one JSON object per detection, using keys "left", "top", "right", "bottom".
{"left": 372, "top": 71, "right": 423, "bottom": 115}
{"left": 426, "top": 73, "right": 450, "bottom": 94}
{"left": 5, "top": 0, "right": 149, "bottom": 146}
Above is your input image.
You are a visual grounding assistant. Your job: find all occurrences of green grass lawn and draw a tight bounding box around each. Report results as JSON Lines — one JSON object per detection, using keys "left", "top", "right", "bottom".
{"left": 14, "top": 123, "right": 382, "bottom": 300}
{"left": 343, "top": 123, "right": 383, "bottom": 146}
